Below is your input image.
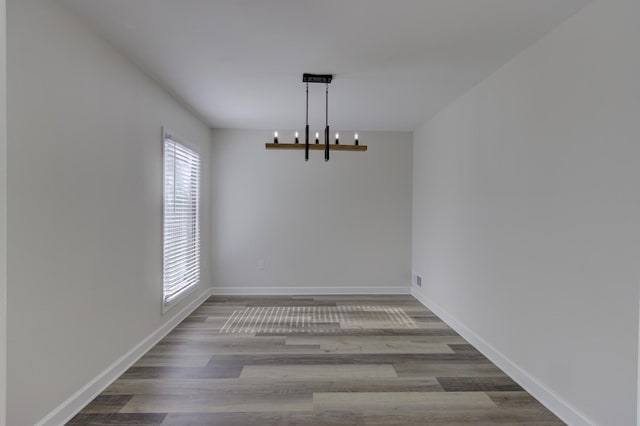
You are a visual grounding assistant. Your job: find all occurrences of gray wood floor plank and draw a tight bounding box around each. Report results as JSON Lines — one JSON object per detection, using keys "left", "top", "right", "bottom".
{"left": 120, "top": 393, "right": 313, "bottom": 414}
{"left": 161, "top": 411, "right": 365, "bottom": 426}
{"left": 103, "top": 377, "right": 445, "bottom": 396}
{"left": 239, "top": 364, "right": 397, "bottom": 379}
{"left": 313, "top": 391, "right": 497, "bottom": 411}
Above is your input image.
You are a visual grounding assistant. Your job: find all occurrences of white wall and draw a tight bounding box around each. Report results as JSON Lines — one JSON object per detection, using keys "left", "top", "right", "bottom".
{"left": 412, "top": 0, "right": 639, "bottom": 425}
{"left": 7, "top": 0, "right": 211, "bottom": 424}
{"left": 0, "top": 0, "right": 6, "bottom": 424}
{"left": 211, "top": 129, "right": 412, "bottom": 294}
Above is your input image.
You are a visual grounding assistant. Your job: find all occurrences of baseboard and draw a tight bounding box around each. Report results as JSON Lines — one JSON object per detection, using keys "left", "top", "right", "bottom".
{"left": 411, "top": 286, "right": 595, "bottom": 426}
{"left": 36, "top": 288, "right": 213, "bottom": 426}
{"left": 211, "top": 285, "right": 410, "bottom": 296}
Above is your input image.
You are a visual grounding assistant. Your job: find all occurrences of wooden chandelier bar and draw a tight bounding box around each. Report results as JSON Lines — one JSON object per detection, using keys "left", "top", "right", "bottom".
{"left": 265, "top": 143, "right": 367, "bottom": 152}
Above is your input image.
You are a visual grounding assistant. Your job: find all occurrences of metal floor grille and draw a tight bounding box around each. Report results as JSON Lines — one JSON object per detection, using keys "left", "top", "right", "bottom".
{"left": 219, "top": 305, "right": 417, "bottom": 334}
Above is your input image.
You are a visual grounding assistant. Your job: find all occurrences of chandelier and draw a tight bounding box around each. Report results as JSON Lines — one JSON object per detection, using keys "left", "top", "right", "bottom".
{"left": 265, "top": 73, "right": 367, "bottom": 161}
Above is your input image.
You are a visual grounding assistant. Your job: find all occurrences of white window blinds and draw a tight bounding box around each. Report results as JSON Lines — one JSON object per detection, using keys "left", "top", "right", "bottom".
{"left": 163, "top": 133, "right": 200, "bottom": 305}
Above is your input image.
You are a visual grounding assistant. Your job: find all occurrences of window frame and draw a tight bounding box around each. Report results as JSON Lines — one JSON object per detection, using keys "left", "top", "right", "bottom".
{"left": 161, "top": 127, "right": 201, "bottom": 313}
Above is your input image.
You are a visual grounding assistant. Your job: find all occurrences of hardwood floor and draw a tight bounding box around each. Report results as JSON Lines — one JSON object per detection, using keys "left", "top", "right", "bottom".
{"left": 69, "top": 295, "right": 564, "bottom": 425}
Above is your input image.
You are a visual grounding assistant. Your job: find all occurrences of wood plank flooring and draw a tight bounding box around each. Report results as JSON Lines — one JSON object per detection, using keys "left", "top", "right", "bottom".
{"left": 69, "top": 295, "right": 564, "bottom": 425}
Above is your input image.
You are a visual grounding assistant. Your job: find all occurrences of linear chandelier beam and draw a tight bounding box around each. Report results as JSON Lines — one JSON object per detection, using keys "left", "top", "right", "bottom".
{"left": 266, "top": 143, "right": 367, "bottom": 152}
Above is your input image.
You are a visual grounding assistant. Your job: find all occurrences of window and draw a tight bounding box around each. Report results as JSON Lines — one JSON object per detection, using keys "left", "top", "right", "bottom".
{"left": 163, "top": 130, "right": 200, "bottom": 306}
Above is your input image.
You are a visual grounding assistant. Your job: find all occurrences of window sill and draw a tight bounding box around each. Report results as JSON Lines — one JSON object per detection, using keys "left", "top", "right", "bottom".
{"left": 162, "top": 282, "right": 200, "bottom": 315}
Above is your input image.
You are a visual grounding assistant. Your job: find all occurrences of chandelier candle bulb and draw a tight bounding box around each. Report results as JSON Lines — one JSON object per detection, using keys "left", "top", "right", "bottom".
{"left": 274, "top": 131, "right": 278, "bottom": 144}
{"left": 315, "top": 132, "right": 319, "bottom": 144}
{"left": 355, "top": 133, "right": 359, "bottom": 146}
{"left": 335, "top": 133, "right": 339, "bottom": 145}
{"left": 295, "top": 131, "right": 299, "bottom": 144}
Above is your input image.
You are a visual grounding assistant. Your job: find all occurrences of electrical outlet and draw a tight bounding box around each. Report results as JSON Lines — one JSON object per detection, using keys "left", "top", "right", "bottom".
{"left": 416, "top": 275, "right": 422, "bottom": 287}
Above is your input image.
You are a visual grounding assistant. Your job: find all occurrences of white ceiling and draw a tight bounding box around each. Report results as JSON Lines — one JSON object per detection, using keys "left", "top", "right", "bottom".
{"left": 60, "top": 0, "right": 589, "bottom": 131}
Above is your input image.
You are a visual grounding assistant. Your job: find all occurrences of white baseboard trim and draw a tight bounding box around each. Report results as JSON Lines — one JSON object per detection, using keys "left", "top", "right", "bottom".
{"left": 211, "top": 285, "right": 410, "bottom": 296}
{"left": 410, "top": 286, "right": 595, "bottom": 426}
{"left": 36, "top": 288, "right": 213, "bottom": 426}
